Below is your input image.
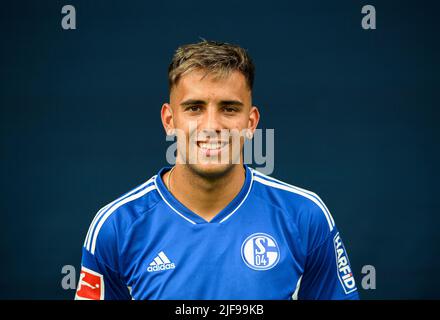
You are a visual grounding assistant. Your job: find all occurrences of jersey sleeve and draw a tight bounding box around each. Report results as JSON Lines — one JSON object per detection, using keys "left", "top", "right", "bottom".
{"left": 75, "top": 247, "right": 131, "bottom": 300}
{"left": 75, "top": 210, "right": 131, "bottom": 300}
{"left": 297, "top": 199, "right": 359, "bottom": 300}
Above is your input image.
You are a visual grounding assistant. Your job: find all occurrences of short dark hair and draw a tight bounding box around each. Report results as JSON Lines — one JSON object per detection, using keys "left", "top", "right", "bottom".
{"left": 168, "top": 40, "right": 255, "bottom": 91}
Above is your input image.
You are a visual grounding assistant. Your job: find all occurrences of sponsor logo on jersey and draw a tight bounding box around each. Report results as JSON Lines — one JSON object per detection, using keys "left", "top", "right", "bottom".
{"left": 75, "top": 266, "right": 104, "bottom": 300}
{"left": 333, "top": 232, "right": 357, "bottom": 294}
{"left": 147, "top": 251, "right": 175, "bottom": 272}
{"left": 241, "top": 233, "right": 280, "bottom": 270}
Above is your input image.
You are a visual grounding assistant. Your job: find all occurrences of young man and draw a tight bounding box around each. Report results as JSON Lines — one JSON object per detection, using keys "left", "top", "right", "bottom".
{"left": 76, "top": 40, "right": 359, "bottom": 300}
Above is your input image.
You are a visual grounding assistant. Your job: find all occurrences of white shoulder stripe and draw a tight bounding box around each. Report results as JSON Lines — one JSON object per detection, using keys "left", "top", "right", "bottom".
{"left": 251, "top": 169, "right": 335, "bottom": 227}
{"left": 85, "top": 176, "right": 156, "bottom": 250}
{"left": 84, "top": 202, "right": 112, "bottom": 247}
{"left": 84, "top": 175, "right": 157, "bottom": 251}
{"left": 253, "top": 176, "right": 334, "bottom": 231}
{"left": 90, "top": 184, "right": 157, "bottom": 255}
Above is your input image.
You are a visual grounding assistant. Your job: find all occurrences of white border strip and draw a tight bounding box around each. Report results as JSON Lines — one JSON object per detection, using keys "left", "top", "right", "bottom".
{"left": 291, "top": 275, "right": 303, "bottom": 300}
{"left": 219, "top": 172, "right": 254, "bottom": 223}
{"left": 153, "top": 179, "right": 196, "bottom": 225}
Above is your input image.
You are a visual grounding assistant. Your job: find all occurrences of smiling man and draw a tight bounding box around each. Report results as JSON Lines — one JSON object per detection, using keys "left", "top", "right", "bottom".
{"left": 76, "top": 40, "right": 359, "bottom": 300}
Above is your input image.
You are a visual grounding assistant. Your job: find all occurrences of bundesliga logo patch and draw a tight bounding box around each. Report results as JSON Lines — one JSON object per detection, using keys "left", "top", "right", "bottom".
{"left": 333, "top": 232, "right": 357, "bottom": 294}
{"left": 75, "top": 266, "right": 104, "bottom": 300}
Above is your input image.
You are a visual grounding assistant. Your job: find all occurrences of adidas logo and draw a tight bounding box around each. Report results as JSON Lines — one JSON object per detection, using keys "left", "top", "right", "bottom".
{"left": 147, "top": 251, "right": 175, "bottom": 272}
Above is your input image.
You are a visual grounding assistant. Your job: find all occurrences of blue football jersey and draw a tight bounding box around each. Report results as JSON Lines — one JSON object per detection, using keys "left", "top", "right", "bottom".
{"left": 75, "top": 165, "right": 359, "bottom": 300}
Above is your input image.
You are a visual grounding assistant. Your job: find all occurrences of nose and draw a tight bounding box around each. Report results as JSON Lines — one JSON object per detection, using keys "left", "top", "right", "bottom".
{"left": 201, "top": 106, "right": 223, "bottom": 134}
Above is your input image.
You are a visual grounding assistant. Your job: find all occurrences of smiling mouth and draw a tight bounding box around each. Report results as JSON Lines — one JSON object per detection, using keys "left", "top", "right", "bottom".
{"left": 196, "top": 141, "right": 229, "bottom": 158}
{"left": 197, "top": 141, "right": 229, "bottom": 150}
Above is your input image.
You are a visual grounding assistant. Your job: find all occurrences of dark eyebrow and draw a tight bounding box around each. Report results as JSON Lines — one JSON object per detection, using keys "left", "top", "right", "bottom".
{"left": 180, "top": 99, "right": 207, "bottom": 107}
{"left": 219, "top": 100, "right": 244, "bottom": 106}
{"left": 180, "top": 99, "right": 244, "bottom": 107}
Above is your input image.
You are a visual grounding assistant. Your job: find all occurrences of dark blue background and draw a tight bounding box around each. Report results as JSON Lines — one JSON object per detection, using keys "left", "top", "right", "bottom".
{"left": 1, "top": 0, "right": 438, "bottom": 299}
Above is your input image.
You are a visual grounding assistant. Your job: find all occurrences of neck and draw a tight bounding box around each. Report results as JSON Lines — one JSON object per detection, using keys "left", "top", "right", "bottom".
{"left": 163, "top": 164, "right": 246, "bottom": 222}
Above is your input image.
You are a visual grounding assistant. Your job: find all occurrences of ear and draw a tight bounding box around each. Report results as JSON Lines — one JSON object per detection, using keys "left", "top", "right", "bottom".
{"left": 161, "top": 103, "right": 175, "bottom": 136}
{"left": 247, "top": 106, "right": 260, "bottom": 138}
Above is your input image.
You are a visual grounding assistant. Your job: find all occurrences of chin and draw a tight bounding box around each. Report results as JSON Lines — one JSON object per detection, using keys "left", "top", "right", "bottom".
{"left": 187, "top": 162, "right": 236, "bottom": 180}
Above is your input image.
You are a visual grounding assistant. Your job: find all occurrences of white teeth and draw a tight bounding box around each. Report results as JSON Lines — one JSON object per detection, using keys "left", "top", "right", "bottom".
{"left": 198, "top": 142, "right": 226, "bottom": 150}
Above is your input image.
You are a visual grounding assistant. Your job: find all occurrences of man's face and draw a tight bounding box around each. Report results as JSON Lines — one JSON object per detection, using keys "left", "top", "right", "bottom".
{"left": 162, "top": 69, "right": 259, "bottom": 178}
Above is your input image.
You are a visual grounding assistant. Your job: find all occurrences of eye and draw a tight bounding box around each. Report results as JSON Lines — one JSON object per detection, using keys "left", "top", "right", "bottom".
{"left": 186, "top": 105, "right": 202, "bottom": 112}
{"left": 223, "top": 106, "right": 237, "bottom": 113}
